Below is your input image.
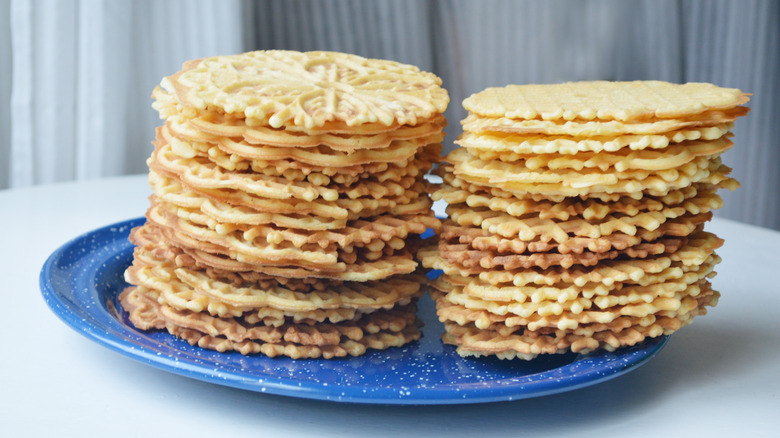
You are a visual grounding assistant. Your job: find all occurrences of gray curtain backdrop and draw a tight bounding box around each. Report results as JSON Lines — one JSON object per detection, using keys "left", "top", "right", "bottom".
{"left": 1, "top": 0, "right": 777, "bottom": 230}
{"left": 0, "top": 0, "right": 10, "bottom": 188}
{"left": 0, "top": 0, "right": 246, "bottom": 189}
{"left": 246, "top": 0, "right": 780, "bottom": 230}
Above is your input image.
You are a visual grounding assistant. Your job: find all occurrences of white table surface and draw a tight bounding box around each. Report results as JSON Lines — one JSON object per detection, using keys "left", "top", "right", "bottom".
{"left": 2, "top": 174, "right": 779, "bottom": 438}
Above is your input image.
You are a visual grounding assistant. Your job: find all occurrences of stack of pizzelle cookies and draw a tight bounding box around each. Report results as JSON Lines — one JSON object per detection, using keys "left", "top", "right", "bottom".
{"left": 422, "top": 81, "right": 749, "bottom": 359}
{"left": 119, "top": 50, "right": 449, "bottom": 359}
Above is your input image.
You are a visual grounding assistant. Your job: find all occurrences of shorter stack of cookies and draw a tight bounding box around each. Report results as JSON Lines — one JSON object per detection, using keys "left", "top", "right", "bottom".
{"left": 120, "top": 50, "right": 448, "bottom": 358}
{"left": 423, "top": 81, "right": 749, "bottom": 359}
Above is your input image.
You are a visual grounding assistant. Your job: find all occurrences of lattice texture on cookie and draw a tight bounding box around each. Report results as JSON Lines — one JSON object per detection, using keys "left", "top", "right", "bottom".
{"left": 448, "top": 147, "right": 734, "bottom": 197}
{"left": 439, "top": 254, "right": 719, "bottom": 302}
{"left": 150, "top": 170, "right": 436, "bottom": 228}
{"left": 439, "top": 235, "right": 686, "bottom": 270}
{"left": 124, "top": 284, "right": 418, "bottom": 338}
{"left": 120, "top": 287, "right": 421, "bottom": 358}
{"left": 440, "top": 218, "right": 706, "bottom": 256}
{"left": 434, "top": 181, "right": 723, "bottom": 221}
{"left": 462, "top": 81, "right": 748, "bottom": 121}
{"left": 133, "top": 221, "right": 421, "bottom": 280}
{"left": 126, "top": 255, "right": 425, "bottom": 316}
{"left": 455, "top": 124, "right": 733, "bottom": 155}
{"left": 419, "top": 233, "right": 723, "bottom": 286}
{"left": 461, "top": 106, "right": 749, "bottom": 137}
{"left": 439, "top": 300, "right": 709, "bottom": 359}
{"left": 466, "top": 136, "right": 733, "bottom": 172}
{"left": 431, "top": 275, "right": 715, "bottom": 327}
{"left": 436, "top": 164, "right": 739, "bottom": 203}
{"left": 153, "top": 195, "right": 438, "bottom": 250}
{"left": 166, "top": 108, "right": 447, "bottom": 152}
{"left": 152, "top": 126, "right": 440, "bottom": 201}
{"left": 445, "top": 204, "right": 710, "bottom": 243}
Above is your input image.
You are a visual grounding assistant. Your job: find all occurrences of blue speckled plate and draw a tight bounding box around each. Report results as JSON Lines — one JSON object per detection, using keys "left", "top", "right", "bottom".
{"left": 40, "top": 218, "right": 668, "bottom": 404}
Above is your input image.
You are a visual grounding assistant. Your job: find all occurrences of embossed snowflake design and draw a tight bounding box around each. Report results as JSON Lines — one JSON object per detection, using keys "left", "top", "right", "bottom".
{"left": 172, "top": 51, "right": 449, "bottom": 129}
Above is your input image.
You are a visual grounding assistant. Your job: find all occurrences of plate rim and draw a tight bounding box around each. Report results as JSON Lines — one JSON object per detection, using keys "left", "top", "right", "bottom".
{"left": 39, "top": 217, "right": 669, "bottom": 405}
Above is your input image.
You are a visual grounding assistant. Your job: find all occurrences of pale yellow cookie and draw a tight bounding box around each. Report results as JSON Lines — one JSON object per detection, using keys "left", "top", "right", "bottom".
{"left": 163, "top": 50, "right": 449, "bottom": 129}
{"left": 463, "top": 81, "right": 748, "bottom": 121}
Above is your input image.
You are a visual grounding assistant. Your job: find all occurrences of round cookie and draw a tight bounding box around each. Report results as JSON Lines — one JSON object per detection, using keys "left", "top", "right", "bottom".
{"left": 165, "top": 50, "right": 450, "bottom": 129}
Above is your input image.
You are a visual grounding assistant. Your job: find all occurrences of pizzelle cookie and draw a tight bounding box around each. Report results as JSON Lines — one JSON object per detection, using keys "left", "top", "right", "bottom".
{"left": 462, "top": 81, "right": 747, "bottom": 121}
{"left": 163, "top": 50, "right": 449, "bottom": 129}
{"left": 121, "top": 287, "right": 421, "bottom": 359}
{"left": 427, "top": 80, "right": 748, "bottom": 359}
{"left": 121, "top": 50, "right": 448, "bottom": 358}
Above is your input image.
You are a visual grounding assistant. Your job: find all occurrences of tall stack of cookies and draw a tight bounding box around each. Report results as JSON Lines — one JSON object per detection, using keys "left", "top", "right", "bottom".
{"left": 423, "top": 81, "right": 749, "bottom": 359}
{"left": 120, "top": 50, "right": 448, "bottom": 358}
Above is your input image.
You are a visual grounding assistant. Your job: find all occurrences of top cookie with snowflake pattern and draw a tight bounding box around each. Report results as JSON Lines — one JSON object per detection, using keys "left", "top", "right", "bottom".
{"left": 162, "top": 50, "right": 449, "bottom": 130}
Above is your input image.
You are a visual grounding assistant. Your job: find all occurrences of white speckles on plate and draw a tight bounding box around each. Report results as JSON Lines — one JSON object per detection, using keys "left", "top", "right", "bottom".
{"left": 40, "top": 217, "right": 669, "bottom": 405}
